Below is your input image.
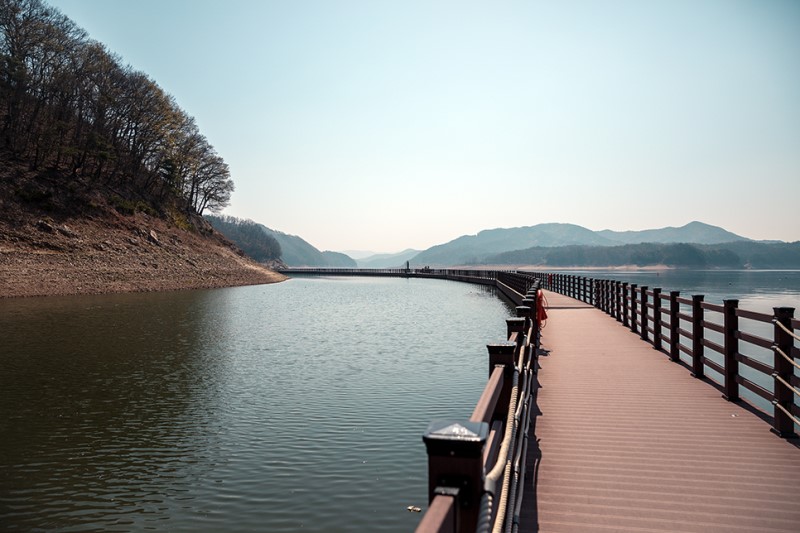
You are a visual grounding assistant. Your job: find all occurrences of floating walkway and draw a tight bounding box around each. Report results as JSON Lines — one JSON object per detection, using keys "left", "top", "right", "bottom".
{"left": 279, "top": 269, "right": 799, "bottom": 532}
{"left": 519, "top": 290, "right": 800, "bottom": 533}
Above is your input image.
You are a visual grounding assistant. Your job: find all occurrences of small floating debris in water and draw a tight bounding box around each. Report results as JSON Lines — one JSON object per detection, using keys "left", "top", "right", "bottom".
{"left": 407, "top": 505, "right": 422, "bottom": 513}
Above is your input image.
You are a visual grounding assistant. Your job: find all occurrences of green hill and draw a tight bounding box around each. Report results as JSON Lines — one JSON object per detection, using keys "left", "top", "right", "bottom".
{"left": 258, "top": 226, "right": 356, "bottom": 267}
{"left": 485, "top": 241, "right": 800, "bottom": 268}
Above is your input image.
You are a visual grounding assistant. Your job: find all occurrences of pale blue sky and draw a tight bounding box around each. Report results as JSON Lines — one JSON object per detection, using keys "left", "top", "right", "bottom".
{"left": 49, "top": 0, "right": 800, "bottom": 253}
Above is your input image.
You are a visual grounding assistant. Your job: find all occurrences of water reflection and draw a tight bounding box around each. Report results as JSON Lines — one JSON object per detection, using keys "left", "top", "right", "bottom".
{"left": 0, "top": 290, "right": 232, "bottom": 530}
{"left": 1, "top": 279, "right": 513, "bottom": 532}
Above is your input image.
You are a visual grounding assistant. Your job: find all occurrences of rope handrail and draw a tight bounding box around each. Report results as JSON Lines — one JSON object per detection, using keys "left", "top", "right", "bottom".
{"left": 489, "top": 340, "right": 529, "bottom": 533}
{"left": 774, "top": 319, "right": 800, "bottom": 342}
{"left": 774, "top": 345, "right": 800, "bottom": 371}
{"left": 774, "top": 373, "right": 800, "bottom": 398}
{"left": 773, "top": 401, "right": 800, "bottom": 428}
{"left": 478, "top": 369, "right": 518, "bottom": 533}
{"left": 478, "top": 322, "right": 537, "bottom": 533}
{"left": 504, "top": 368, "right": 530, "bottom": 533}
{"left": 416, "top": 276, "right": 541, "bottom": 533}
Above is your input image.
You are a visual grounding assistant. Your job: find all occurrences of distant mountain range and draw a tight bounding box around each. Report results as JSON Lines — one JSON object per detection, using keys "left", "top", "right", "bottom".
{"left": 357, "top": 249, "right": 420, "bottom": 269}
{"left": 596, "top": 221, "right": 748, "bottom": 245}
{"left": 409, "top": 221, "right": 749, "bottom": 266}
{"left": 213, "top": 218, "right": 799, "bottom": 269}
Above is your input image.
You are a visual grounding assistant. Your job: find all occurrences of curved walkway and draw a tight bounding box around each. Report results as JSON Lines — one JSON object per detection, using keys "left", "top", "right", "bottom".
{"left": 520, "top": 291, "right": 800, "bottom": 532}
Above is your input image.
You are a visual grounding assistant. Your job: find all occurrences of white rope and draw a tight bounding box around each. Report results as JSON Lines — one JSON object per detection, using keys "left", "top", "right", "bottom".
{"left": 774, "top": 374, "right": 800, "bottom": 398}
{"left": 774, "top": 345, "right": 800, "bottom": 371}
{"left": 504, "top": 373, "right": 528, "bottom": 533}
{"left": 774, "top": 402, "right": 800, "bottom": 428}
{"left": 774, "top": 319, "right": 800, "bottom": 342}
{"left": 485, "top": 370, "right": 519, "bottom": 533}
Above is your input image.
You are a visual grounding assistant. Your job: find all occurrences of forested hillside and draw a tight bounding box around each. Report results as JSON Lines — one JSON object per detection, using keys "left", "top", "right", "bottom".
{"left": 485, "top": 241, "right": 800, "bottom": 269}
{"left": 0, "top": 0, "right": 284, "bottom": 297}
{"left": 1, "top": 0, "right": 233, "bottom": 220}
{"left": 205, "top": 215, "right": 282, "bottom": 264}
{"left": 258, "top": 225, "right": 356, "bottom": 267}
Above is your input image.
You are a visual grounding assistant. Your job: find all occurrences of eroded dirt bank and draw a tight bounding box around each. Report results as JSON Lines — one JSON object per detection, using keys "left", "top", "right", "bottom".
{"left": 0, "top": 210, "right": 285, "bottom": 298}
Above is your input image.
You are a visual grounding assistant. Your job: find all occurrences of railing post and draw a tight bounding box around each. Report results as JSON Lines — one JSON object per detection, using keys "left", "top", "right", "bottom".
{"left": 622, "top": 283, "right": 629, "bottom": 328}
{"left": 691, "top": 295, "right": 705, "bottom": 378}
{"left": 506, "top": 317, "right": 526, "bottom": 342}
{"left": 615, "top": 281, "right": 622, "bottom": 322}
{"left": 652, "top": 288, "right": 662, "bottom": 351}
{"left": 594, "top": 279, "right": 601, "bottom": 309}
{"left": 600, "top": 280, "right": 606, "bottom": 312}
{"left": 630, "top": 284, "right": 638, "bottom": 333}
{"left": 422, "top": 420, "right": 489, "bottom": 533}
{"left": 772, "top": 307, "right": 798, "bottom": 438}
{"left": 640, "top": 286, "right": 649, "bottom": 342}
{"left": 669, "top": 291, "right": 680, "bottom": 362}
{"left": 723, "top": 299, "right": 740, "bottom": 402}
{"left": 487, "top": 343, "right": 517, "bottom": 420}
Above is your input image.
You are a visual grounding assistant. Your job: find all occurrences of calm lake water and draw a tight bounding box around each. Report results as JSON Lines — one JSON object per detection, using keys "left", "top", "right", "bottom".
{"left": 0, "top": 277, "right": 514, "bottom": 532}
{"left": 1, "top": 270, "right": 798, "bottom": 531}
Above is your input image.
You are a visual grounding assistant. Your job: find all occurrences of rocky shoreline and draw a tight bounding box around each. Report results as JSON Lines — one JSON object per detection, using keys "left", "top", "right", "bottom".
{"left": 0, "top": 211, "right": 286, "bottom": 299}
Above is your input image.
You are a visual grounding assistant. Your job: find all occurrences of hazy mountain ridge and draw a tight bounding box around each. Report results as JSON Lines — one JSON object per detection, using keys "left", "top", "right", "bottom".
{"left": 409, "top": 221, "right": 755, "bottom": 267}
{"left": 258, "top": 226, "right": 356, "bottom": 267}
{"left": 412, "top": 223, "right": 617, "bottom": 266}
{"left": 597, "top": 221, "right": 748, "bottom": 245}
{"left": 357, "top": 249, "right": 421, "bottom": 268}
{"left": 484, "top": 241, "right": 800, "bottom": 269}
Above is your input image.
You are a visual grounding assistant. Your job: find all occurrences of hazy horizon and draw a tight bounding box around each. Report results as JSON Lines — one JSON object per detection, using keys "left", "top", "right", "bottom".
{"left": 49, "top": 0, "right": 800, "bottom": 254}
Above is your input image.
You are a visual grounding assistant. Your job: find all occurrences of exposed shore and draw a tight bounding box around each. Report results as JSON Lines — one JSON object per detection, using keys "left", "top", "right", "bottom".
{"left": 0, "top": 211, "right": 285, "bottom": 299}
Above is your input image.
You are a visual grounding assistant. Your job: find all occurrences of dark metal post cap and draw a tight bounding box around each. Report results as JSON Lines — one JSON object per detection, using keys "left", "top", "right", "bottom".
{"left": 506, "top": 317, "right": 525, "bottom": 331}
{"left": 423, "top": 420, "right": 489, "bottom": 457}
{"left": 486, "top": 342, "right": 517, "bottom": 355}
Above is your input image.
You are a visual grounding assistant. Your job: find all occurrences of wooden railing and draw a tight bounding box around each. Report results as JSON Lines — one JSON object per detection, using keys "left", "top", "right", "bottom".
{"left": 416, "top": 278, "right": 543, "bottom": 533}
{"left": 278, "top": 267, "right": 501, "bottom": 283}
{"left": 279, "top": 268, "right": 544, "bottom": 532}
{"left": 524, "top": 271, "right": 800, "bottom": 439}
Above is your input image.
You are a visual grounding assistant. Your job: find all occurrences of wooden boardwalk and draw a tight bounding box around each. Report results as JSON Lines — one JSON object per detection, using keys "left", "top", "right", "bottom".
{"left": 519, "top": 291, "right": 800, "bottom": 533}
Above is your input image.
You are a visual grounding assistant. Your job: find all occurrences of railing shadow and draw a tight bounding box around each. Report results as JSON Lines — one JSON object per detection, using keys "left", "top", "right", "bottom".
{"left": 519, "top": 372, "right": 543, "bottom": 532}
